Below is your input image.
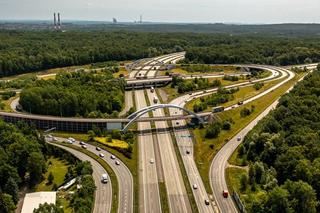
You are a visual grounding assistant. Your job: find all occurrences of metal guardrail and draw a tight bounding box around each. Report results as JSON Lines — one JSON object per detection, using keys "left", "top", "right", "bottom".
{"left": 232, "top": 191, "right": 246, "bottom": 213}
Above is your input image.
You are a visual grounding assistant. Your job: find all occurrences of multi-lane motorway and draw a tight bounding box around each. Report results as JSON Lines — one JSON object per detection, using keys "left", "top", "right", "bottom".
{"left": 7, "top": 51, "right": 318, "bottom": 213}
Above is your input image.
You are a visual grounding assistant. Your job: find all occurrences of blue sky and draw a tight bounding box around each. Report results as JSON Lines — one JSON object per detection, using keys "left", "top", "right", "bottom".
{"left": 0, "top": 0, "right": 319, "bottom": 23}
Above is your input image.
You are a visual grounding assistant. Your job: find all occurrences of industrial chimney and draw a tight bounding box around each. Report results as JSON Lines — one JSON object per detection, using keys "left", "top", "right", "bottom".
{"left": 57, "top": 13, "right": 61, "bottom": 29}
{"left": 54, "top": 13, "right": 57, "bottom": 29}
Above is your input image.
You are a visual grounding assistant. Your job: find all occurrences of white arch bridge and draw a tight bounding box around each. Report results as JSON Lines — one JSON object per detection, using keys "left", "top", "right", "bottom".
{"left": 122, "top": 104, "right": 205, "bottom": 131}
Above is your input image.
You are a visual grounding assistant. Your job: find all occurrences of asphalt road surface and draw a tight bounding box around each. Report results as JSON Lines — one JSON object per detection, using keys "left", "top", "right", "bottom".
{"left": 48, "top": 142, "right": 112, "bottom": 213}
{"left": 56, "top": 138, "right": 134, "bottom": 213}
{"left": 135, "top": 89, "right": 162, "bottom": 213}
{"left": 146, "top": 89, "right": 192, "bottom": 213}
{"left": 119, "top": 90, "right": 134, "bottom": 117}
{"left": 209, "top": 67, "right": 296, "bottom": 213}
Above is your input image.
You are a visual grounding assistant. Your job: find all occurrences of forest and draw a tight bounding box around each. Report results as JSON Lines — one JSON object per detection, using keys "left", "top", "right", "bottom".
{"left": 236, "top": 65, "right": 320, "bottom": 212}
{"left": 1, "top": 30, "right": 320, "bottom": 77}
{"left": 0, "top": 120, "right": 94, "bottom": 212}
{"left": 19, "top": 70, "right": 125, "bottom": 117}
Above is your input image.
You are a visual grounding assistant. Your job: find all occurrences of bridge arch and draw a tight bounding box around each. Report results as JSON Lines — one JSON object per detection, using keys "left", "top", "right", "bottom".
{"left": 122, "top": 104, "right": 204, "bottom": 131}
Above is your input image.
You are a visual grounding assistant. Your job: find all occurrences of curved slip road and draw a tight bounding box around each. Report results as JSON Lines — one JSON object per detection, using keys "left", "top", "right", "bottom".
{"left": 55, "top": 137, "right": 134, "bottom": 213}
{"left": 48, "top": 142, "right": 112, "bottom": 213}
{"left": 209, "top": 67, "right": 296, "bottom": 213}
{"left": 166, "top": 65, "right": 291, "bottom": 213}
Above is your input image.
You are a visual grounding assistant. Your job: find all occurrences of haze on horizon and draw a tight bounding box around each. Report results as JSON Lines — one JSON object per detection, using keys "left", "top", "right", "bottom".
{"left": 0, "top": 0, "right": 319, "bottom": 24}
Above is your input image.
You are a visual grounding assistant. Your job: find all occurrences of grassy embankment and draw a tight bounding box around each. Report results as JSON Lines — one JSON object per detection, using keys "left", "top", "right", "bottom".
{"left": 52, "top": 131, "right": 139, "bottom": 213}
{"left": 192, "top": 72, "right": 304, "bottom": 194}
{"left": 57, "top": 142, "right": 119, "bottom": 213}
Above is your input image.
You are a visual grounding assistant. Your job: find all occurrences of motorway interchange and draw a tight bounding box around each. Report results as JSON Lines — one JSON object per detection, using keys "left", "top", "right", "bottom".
{"left": 41, "top": 52, "right": 318, "bottom": 213}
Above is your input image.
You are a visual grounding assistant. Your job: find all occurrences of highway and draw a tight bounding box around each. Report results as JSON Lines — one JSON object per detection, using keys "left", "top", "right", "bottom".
{"left": 209, "top": 67, "right": 295, "bottom": 213}
{"left": 135, "top": 89, "right": 162, "bottom": 213}
{"left": 48, "top": 142, "right": 112, "bottom": 213}
{"left": 54, "top": 137, "right": 134, "bottom": 213}
{"left": 166, "top": 65, "right": 291, "bottom": 213}
{"left": 146, "top": 89, "right": 192, "bottom": 213}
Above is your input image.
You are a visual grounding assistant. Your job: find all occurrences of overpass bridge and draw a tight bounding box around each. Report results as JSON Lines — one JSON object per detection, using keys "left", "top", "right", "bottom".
{"left": 0, "top": 105, "right": 210, "bottom": 132}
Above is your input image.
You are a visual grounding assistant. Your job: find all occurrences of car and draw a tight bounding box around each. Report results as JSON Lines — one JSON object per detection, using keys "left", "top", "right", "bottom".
{"left": 47, "top": 134, "right": 53, "bottom": 138}
{"left": 115, "top": 160, "right": 120, "bottom": 165}
{"left": 237, "top": 136, "right": 242, "bottom": 141}
{"left": 110, "top": 155, "right": 116, "bottom": 160}
{"left": 150, "top": 158, "right": 155, "bottom": 164}
{"left": 186, "top": 150, "right": 190, "bottom": 155}
{"left": 193, "top": 184, "right": 198, "bottom": 190}
{"left": 189, "top": 92, "right": 192, "bottom": 95}
{"left": 205, "top": 199, "right": 210, "bottom": 205}
{"left": 66, "top": 139, "right": 73, "bottom": 144}
{"left": 68, "top": 137, "right": 76, "bottom": 143}
{"left": 99, "top": 153, "right": 105, "bottom": 158}
{"left": 82, "top": 145, "right": 87, "bottom": 149}
{"left": 238, "top": 101, "right": 244, "bottom": 105}
{"left": 80, "top": 141, "right": 86, "bottom": 145}
{"left": 101, "top": 174, "right": 108, "bottom": 183}
{"left": 223, "top": 190, "right": 229, "bottom": 198}
{"left": 96, "top": 147, "right": 101, "bottom": 151}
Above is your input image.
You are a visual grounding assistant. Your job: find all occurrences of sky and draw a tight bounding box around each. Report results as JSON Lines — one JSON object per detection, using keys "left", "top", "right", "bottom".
{"left": 0, "top": 0, "right": 319, "bottom": 24}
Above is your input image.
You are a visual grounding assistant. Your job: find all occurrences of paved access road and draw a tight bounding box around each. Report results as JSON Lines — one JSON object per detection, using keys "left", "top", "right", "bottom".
{"left": 135, "top": 89, "right": 162, "bottom": 213}
{"left": 209, "top": 67, "right": 296, "bottom": 213}
{"left": 147, "top": 90, "right": 192, "bottom": 213}
{"left": 119, "top": 90, "right": 134, "bottom": 117}
{"left": 48, "top": 142, "right": 112, "bottom": 213}
{"left": 55, "top": 137, "right": 134, "bottom": 213}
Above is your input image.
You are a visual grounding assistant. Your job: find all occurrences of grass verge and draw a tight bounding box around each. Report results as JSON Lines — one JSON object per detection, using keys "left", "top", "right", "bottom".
{"left": 193, "top": 72, "right": 305, "bottom": 194}
{"left": 158, "top": 182, "right": 170, "bottom": 213}
{"left": 36, "top": 157, "right": 69, "bottom": 191}
{"left": 56, "top": 142, "right": 119, "bottom": 213}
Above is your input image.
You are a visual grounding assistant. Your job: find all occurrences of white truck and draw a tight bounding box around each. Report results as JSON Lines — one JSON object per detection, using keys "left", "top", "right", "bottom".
{"left": 150, "top": 86, "right": 155, "bottom": 93}
{"left": 101, "top": 174, "right": 108, "bottom": 183}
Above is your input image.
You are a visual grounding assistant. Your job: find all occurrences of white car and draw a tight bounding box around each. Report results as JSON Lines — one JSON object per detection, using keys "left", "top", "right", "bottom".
{"left": 81, "top": 145, "right": 87, "bottom": 149}
{"left": 99, "top": 153, "right": 105, "bottom": 158}
{"left": 68, "top": 137, "right": 76, "bottom": 143}
{"left": 193, "top": 184, "right": 198, "bottom": 190}
{"left": 52, "top": 137, "right": 58, "bottom": 141}
{"left": 237, "top": 136, "right": 242, "bottom": 141}
{"left": 110, "top": 155, "right": 116, "bottom": 160}
{"left": 150, "top": 158, "right": 155, "bottom": 164}
{"left": 80, "top": 141, "right": 86, "bottom": 145}
{"left": 115, "top": 160, "right": 120, "bottom": 165}
{"left": 66, "top": 139, "right": 73, "bottom": 144}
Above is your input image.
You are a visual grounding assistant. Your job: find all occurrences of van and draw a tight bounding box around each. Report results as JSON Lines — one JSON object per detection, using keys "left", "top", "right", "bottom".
{"left": 101, "top": 174, "right": 108, "bottom": 183}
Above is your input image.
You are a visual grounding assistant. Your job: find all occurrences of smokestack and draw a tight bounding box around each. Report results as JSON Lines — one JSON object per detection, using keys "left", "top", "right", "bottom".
{"left": 58, "top": 13, "right": 61, "bottom": 29}
{"left": 54, "top": 13, "right": 57, "bottom": 29}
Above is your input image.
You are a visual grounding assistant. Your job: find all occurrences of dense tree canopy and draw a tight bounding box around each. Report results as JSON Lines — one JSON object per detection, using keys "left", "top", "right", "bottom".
{"left": 0, "top": 30, "right": 319, "bottom": 77}
{"left": 238, "top": 67, "right": 320, "bottom": 212}
{"left": 19, "top": 70, "right": 125, "bottom": 117}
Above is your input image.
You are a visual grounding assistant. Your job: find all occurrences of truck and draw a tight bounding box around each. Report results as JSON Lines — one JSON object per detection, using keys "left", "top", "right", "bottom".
{"left": 153, "top": 96, "right": 158, "bottom": 104}
{"left": 150, "top": 87, "right": 155, "bottom": 93}
{"left": 212, "top": 106, "right": 225, "bottom": 113}
{"left": 101, "top": 174, "right": 108, "bottom": 183}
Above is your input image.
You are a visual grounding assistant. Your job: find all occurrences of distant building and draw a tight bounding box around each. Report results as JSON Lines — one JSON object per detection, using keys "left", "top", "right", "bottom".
{"left": 21, "top": 192, "right": 56, "bottom": 213}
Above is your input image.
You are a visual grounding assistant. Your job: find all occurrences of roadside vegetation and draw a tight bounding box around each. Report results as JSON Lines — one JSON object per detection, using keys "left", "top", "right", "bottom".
{"left": 229, "top": 67, "right": 320, "bottom": 212}
{"left": 192, "top": 70, "right": 305, "bottom": 194}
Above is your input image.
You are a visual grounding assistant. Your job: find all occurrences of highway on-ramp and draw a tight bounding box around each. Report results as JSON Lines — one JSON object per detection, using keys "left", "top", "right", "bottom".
{"left": 48, "top": 142, "right": 112, "bottom": 213}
